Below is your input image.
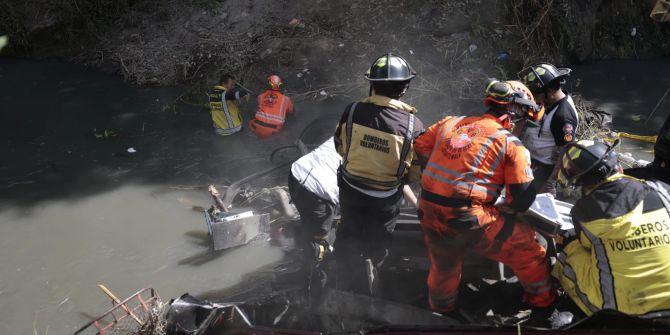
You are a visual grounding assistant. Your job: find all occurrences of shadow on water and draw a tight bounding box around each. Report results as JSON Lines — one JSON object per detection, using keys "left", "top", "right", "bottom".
{"left": 0, "top": 57, "right": 343, "bottom": 334}
{"left": 1, "top": 57, "right": 669, "bottom": 334}
{"left": 0, "top": 58, "right": 345, "bottom": 210}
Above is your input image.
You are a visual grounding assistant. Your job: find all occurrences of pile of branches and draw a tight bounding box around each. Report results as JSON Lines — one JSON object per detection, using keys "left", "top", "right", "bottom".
{"left": 73, "top": 1, "right": 267, "bottom": 86}
{"left": 502, "top": 0, "right": 569, "bottom": 65}
{"left": 133, "top": 303, "right": 167, "bottom": 335}
{"left": 572, "top": 93, "right": 613, "bottom": 142}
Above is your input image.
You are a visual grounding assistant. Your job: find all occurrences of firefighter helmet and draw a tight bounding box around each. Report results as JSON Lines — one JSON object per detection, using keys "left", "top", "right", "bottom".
{"left": 268, "top": 75, "right": 283, "bottom": 91}
{"left": 557, "top": 139, "right": 620, "bottom": 186}
{"left": 518, "top": 63, "right": 571, "bottom": 94}
{"left": 484, "top": 79, "right": 543, "bottom": 123}
{"left": 364, "top": 53, "right": 416, "bottom": 82}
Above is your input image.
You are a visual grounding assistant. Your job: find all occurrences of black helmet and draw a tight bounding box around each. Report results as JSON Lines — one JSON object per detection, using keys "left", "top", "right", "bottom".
{"left": 557, "top": 139, "right": 620, "bottom": 186}
{"left": 364, "top": 53, "right": 416, "bottom": 82}
{"left": 518, "top": 63, "right": 571, "bottom": 94}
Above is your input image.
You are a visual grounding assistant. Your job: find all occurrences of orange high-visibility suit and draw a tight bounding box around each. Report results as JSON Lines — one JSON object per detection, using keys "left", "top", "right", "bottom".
{"left": 249, "top": 89, "right": 294, "bottom": 139}
{"left": 414, "top": 114, "right": 555, "bottom": 313}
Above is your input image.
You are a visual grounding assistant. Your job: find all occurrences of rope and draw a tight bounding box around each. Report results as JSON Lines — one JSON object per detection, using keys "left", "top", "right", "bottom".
{"left": 615, "top": 132, "right": 658, "bottom": 144}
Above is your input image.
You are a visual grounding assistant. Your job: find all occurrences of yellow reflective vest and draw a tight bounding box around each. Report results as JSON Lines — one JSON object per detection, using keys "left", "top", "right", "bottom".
{"left": 208, "top": 85, "right": 246, "bottom": 135}
{"left": 554, "top": 174, "right": 670, "bottom": 317}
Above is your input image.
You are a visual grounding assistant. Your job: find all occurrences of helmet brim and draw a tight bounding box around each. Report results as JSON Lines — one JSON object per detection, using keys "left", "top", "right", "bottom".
{"left": 364, "top": 74, "right": 416, "bottom": 82}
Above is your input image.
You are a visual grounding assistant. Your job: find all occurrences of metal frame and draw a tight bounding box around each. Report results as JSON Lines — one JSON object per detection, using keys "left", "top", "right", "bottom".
{"left": 74, "top": 288, "right": 161, "bottom": 335}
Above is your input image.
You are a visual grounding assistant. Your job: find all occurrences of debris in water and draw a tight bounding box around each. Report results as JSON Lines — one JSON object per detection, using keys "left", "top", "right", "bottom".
{"left": 319, "top": 90, "right": 327, "bottom": 96}
{"left": 409, "top": 49, "right": 414, "bottom": 55}
{"left": 468, "top": 44, "right": 478, "bottom": 53}
{"left": 297, "top": 73, "right": 303, "bottom": 78}
{"left": 338, "top": 43, "right": 345, "bottom": 47}
{"left": 288, "top": 18, "right": 305, "bottom": 28}
{"left": 630, "top": 27, "right": 637, "bottom": 37}
{"left": 93, "top": 128, "right": 118, "bottom": 138}
{"left": 127, "top": 147, "right": 137, "bottom": 153}
{"left": 496, "top": 51, "right": 508, "bottom": 60}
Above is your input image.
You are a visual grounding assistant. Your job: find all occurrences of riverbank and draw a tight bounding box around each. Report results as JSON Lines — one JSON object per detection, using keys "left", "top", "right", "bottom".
{"left": 3, "top": 1, "right": 669, "bottom": 114}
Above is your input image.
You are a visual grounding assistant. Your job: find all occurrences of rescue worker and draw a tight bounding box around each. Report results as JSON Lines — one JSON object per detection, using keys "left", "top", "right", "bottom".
{"left": 333, "top": 53, "right": 424, "bottom": 295}
{"left": 208, "top": 74, "right": 249, "bottom": 136}
{"left": 414, "top": 80, "right": 556, "bottom": 319}
{"left": 554, "top": 139, "right": 670, "bottom": 318}
{"left": 652, "top": 114, "right": 670, "bottom": 183}
{"left": 249, "top": 75, "right": 294, "bottom": 139}
{"left": 518, "top": 63, "right": 579, "bottom": 195}
{"left": 288, "top": 137, "right": 341, "bottom": 290}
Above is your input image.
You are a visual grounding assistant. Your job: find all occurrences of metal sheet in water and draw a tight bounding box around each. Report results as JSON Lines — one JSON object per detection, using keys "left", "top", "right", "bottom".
{"left": 206, "top": 212, "right": 270, "bottom": 250}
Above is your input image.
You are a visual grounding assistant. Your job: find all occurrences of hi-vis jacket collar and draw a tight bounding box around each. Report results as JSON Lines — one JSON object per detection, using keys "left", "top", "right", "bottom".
{"left": 362, "top": 95, "right": 418, "bottom": 114}
{"left": 214, "top": 85, "right": 228, "bottom": 91}
{"left": 585, "top": 173, "right": 635, "bottom": 195}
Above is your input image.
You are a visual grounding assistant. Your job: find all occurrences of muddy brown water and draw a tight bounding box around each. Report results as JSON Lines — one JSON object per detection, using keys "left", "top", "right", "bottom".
{"left": 1, "top": 58, "right": 669, "bottom": 334}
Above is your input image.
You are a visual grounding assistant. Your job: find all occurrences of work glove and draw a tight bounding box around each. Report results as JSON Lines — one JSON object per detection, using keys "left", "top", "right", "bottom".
{"left": 309, "top": 240, "right": 330, "bottom": 262}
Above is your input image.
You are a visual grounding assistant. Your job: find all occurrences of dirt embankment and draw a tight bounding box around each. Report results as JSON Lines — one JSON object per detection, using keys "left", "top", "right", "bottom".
{"left": 2, "top": 0, "right": 669, "bottom": 112}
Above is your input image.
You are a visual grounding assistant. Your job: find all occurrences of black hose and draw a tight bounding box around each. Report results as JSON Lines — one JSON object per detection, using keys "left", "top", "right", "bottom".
{"left": 270, "top": 145, "right": 300, "bottom": 162}
{"left": 297, "top": 116, "right": 340, "bottom": 144}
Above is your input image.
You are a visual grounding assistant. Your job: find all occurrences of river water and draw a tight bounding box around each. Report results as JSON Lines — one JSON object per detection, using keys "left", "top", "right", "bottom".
{"left": 0, "top": 58, "right": 669, "bottom": 334}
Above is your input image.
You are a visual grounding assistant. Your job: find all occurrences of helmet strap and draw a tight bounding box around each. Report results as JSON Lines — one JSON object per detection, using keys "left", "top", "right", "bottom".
{"left": 497, "top": 113, "right": 513, "bottom": 129}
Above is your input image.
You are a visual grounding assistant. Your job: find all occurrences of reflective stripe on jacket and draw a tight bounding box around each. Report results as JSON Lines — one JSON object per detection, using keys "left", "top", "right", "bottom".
{"left": 254, "top": 90, "right": 294, "bottom": 126}
{"left": 209, "top": 85, "right": 244, "bottom": 131}
{"left": 554, "top": 174, "right": 670, "bottom": 317}
{"left": 334, "top": 95, "right": 425, "bottom": 191}
{"left": 522, "top": 94, "right": 578, "bottom": 165}
{"left": 413, "top": 113, "right": 533, "bottom": 227}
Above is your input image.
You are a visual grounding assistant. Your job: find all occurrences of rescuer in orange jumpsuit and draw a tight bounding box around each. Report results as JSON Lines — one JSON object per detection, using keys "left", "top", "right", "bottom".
{"left": 414, "top": 80, "right": 556, "bottom": 322}
{"left": 249, "top": 75, "right": 295, "bottom": 139}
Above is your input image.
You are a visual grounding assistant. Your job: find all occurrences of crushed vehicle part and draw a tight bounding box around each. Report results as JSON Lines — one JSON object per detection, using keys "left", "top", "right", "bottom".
{"left": 166, "top": 289, "right": 458, "bottom": 334}
{"left": 205, "top": 208, "right": 270, "bottom": 251}
{"left": 166, "top": 294, "right": 254, "bottom": 335}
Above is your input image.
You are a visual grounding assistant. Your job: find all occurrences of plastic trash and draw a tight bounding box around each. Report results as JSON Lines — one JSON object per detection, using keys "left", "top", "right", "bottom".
{"left": 288, "top": 18, "right": 305, "bottom": 28}
{"left": 127, "top": 147, "right": 137, "bottom": 153}
{"left": 497, "top": 51, "right": 508, "bottom": 60}
{"left": 319, "top": 90, "right": 327, "bottom": 96}
{"left": 549, "top": 310, "right": 574, "bottom": 329}
{"left": 630, "top": 27, "right": 637, "bottom": 37}
{"left": 409, "top": 49, "right": 414, "bottom": 55}
{"left": 468, "top": 44, "right": 478, "bottom": 53}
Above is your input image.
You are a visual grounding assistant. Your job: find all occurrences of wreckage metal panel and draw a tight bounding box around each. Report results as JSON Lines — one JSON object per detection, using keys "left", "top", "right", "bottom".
{"left": 206, "top": 211, "right": 270, "bottom": 250}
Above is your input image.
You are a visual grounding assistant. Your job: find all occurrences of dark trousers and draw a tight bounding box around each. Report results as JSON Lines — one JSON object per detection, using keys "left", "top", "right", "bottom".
{"left": 531, "top": 159, "right": 557, "bottom": 195}
{"left": 287, "top": 171, "right": 336, "bottom": 255}
{"left": 335, "top": 172, "right": 403, "bottom": 294}
{"left": 288, "top": 171, "right": 336, "bottom": 295}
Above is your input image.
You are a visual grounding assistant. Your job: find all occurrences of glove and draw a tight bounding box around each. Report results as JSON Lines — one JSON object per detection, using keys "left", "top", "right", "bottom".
{"left": 309, "top": 240, "right": 330, "bottom": 262}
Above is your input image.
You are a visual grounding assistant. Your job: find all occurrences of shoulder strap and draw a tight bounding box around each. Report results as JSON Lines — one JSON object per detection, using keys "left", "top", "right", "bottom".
{"left": 342, "top": 103, "right": 358, "bottom": 169}
{"left": 645, "top": 180, "right": 670, "bottom": 216}
{"left": 396, "top": 113, "right": 415, "bottom": 179}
